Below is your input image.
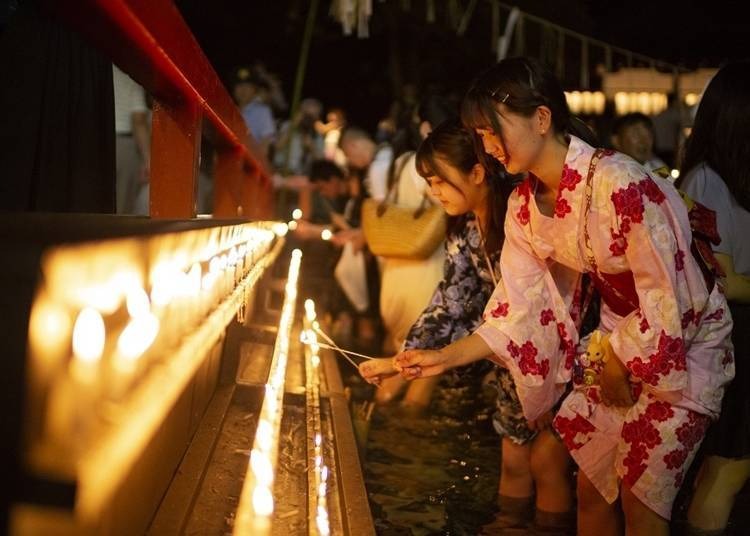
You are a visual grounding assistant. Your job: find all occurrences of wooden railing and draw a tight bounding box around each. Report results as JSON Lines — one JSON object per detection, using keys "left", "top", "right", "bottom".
{"left": 51, "top": 0, "right": 273, "bottom": 219}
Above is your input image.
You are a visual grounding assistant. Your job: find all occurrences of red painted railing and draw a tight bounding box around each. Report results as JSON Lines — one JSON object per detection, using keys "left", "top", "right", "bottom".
{"left": 51, "top": 0, "right": 274, "bottom": 219}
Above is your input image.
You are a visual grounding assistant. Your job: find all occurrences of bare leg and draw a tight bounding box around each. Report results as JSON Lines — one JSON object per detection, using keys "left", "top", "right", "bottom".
{"left": 480, "top": 438, "right": 534, "bottom": 533}
{"left": 401, "top": 376, "right": 441, "bottom": 415}
{"left": 374, "top": 374, "right": 407, "bottom": 404}
{"left": 687, "top": 455, "right": 750, "bottom": 531}
{"left": 530, "top": 429, "right": 574, "bottom": 513}
{"left": 499, "top": 438, "right": 533, "bottom": 498}
{"left": 621, "top": 484, "right": 668, "bottom": 536}
{"left": 577, "top": 471, "right": 622, "bottom": 536}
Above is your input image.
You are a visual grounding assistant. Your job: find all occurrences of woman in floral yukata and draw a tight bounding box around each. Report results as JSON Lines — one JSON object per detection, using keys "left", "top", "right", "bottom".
{"left": 360, "top": 57, "right": 734, "bottom": 535}
{"left": 381, "top": 118, "right": 576, "bottom": 534}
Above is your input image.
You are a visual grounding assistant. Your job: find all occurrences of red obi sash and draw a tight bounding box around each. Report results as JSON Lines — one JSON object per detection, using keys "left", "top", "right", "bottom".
{"left": 591, "top": 271, "right": 639, "bottom": 317}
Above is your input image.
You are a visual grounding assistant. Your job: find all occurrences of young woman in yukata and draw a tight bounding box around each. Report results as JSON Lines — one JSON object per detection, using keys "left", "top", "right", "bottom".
{"left": 360, "top": 57, "right": 734, "bottom": 535}
{"left": 383, "top": 118, "right": 575, "bottom": 534}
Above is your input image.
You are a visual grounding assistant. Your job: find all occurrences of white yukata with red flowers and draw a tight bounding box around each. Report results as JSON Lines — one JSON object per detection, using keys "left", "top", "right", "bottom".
{"left": 475, "top": 135, "right": 734, "bottom": 519}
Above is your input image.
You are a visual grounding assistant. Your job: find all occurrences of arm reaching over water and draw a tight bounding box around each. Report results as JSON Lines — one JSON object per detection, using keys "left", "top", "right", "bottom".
{"left": 395, "top": 333, "right": 493, "bottom": 379}
{"left": 358, "top": 358, "right": 399, "bottom": 386}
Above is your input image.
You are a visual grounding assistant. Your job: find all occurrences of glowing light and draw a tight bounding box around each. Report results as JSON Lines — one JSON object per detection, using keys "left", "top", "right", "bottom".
{"left": 302, "top": 298, "right": 331, "bottom": 536}
{"left": 151, "top": 264, "right": 181, "bottom": 307}
{"left": 256, "top": 419, "right": 273, "bottom": 452}
{"left": 273, "top": 222, "right": 289, "bottom": 237}
{"left": 320, "top": 229, "right": 332, "bottom": 241}
{"left": 201, "top": 272, "right": 216, "bottom": 291}
{"left": 592, "top": 91, "right": 606, "bottom": 115}
{"left": 187, "top": 263, "right": 202, "bottom": 296}
{"left": 566, "top": 91, "right": 582, "bottom": 114}
{"left": 614, "top": 92, "right": 629, "bottom": 115}
{"left": 209, "top": 256, "right": 221, "bottom": 274}
{"left": 292, "top": 208, "right": 303, "bottom": 220}
{"left": 117, "top": 313, "right": 159, "bottom": 361}
{"left": 228, "top": 247, "right": 239, "bottom": 267}
{"left": 72, "top": 308, "right": 105, "bottom": 364}
{"left": 250, "top": 449, "right": 274, "bottom": 486}
{"left": 126, "top": 287, "right": 150, "bottom": 318}
{"left": 304, "top": 299, "right": 316, "bottom": 321}
{"left": 234, "top": 249, "right": 301, "bottom": 535}
{"left": 28, "top": 298, "right": 71, "bottom": 362}
{"left": 685, "top": 92, "right": 699, "bottom": 107}
{"left": 671, "top": 169, "right": 680, "bottom": 179}
{"left": 287, "top": 220, "right": 298, "bottom": 231}
{"left": 252, "top": 486, "right": 274, "bottom": 516}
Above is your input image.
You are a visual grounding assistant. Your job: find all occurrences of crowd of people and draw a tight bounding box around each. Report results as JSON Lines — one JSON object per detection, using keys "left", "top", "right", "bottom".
{"left": 113, "top": 55, "right": 748, "bottom": 535}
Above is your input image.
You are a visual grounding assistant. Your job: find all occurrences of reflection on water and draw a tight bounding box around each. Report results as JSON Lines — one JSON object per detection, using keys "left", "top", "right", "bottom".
{"left": 352, "top": 378, "right": 501, "bottom": 535}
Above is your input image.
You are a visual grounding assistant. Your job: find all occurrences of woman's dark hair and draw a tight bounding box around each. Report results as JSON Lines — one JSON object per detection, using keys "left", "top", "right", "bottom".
{"left": 415, "top": 119, "right": 515, "bottom": 251}
{"left": 677, "top": 60, "right": 750, "bottom": 212}
{"left": 460, "top": 57, "right": 598, "bottom": 153}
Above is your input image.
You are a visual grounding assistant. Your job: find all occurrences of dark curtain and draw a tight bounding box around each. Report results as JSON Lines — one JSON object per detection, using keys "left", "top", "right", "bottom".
{"left": 0, "top": 0, "right": 115, "bottom": 212}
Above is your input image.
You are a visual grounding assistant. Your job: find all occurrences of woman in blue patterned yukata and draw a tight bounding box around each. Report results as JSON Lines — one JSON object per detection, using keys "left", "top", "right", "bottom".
{"left": 362, "top": 118, "right": 575, "bottom": 534}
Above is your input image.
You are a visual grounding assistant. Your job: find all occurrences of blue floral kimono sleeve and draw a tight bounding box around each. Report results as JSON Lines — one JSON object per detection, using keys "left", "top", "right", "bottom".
{"left": 403, "top": 223, "right": 493, "bottom": 351}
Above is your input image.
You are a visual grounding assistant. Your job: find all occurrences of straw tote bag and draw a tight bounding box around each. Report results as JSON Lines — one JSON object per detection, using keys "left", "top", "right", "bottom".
{"left": 361, "top": 153, "right": 446, "bottom": 260}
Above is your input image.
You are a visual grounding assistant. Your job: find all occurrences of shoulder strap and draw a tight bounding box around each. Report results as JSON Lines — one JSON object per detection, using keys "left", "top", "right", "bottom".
{"left": 582, "top": 148, "right": 606, "bottom": 273}
{"left": 583, "top": 148, "right": 639, "bottom": 310}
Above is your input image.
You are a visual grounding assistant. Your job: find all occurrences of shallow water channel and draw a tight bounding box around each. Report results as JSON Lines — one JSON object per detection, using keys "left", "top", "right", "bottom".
{"left": 350, "top": 376, "right": 502, "bottom": 535}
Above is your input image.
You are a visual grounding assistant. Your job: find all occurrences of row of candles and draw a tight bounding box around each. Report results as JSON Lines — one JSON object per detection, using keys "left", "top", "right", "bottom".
{"left": 28, "top": 222, "right": 287, "bottom": 467}
{"left": 234, "top": 249, "right": 302, "bottom": 534}
{"left": 303, "top": 299, "right": 332, "bottom": 536}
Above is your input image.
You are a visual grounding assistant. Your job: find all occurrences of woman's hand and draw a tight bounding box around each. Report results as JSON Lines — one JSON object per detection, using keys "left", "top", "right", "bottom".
{"left": 358, "top": 358, "right": 399, "bottom": 386}
{"left": 394, "top": 349, "right": 451, "bottom": 380}
{"left": 600, "top": 355, "right": 635, "bottom": 407}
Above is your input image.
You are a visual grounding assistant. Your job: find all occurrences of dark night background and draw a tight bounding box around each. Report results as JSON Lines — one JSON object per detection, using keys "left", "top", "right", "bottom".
{"left": 176, "top": 0, "right": 749, "bottom": 131}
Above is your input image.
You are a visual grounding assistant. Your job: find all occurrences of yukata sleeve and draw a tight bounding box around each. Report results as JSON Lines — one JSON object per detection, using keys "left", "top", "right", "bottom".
{"left": 680, "top": 166, "right": 735, "bottom": 257}
{"left": 403, "top": 229, "right": 487, "bottom": 351}
{"left": 474, "top": 191, "right": 578, "bottom": 421}
{"left": 605, "top": 169, "right": 696, "bottom": 394}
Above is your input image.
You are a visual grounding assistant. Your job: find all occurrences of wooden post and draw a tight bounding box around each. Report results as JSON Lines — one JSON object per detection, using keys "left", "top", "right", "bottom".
{"left": 149, "top": 98, "right": 202, "bottom": 218}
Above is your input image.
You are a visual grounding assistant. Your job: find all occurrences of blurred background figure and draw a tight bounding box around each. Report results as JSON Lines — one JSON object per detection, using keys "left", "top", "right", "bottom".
{"left": 678, "top": 60, "right": 750, "bottom": 536}
{"left": 652, "top": 92, "right": 683, "bottom": 169}
{"left": 316, "top": 107, "right": 348, "bottom": 168}
{"left": 232, "top": 66, "right": 276, "bottom": 161}
{"left": 274, "top": 97, "right": 324, "bottom": 175}
{"left": 292, "top": 159, "right": 351, "bottom": 321}
{"left": 113, "top": 64, "right": 150, "bottom": 215}
{"left": 610, "top": 112, "right": 668, "bottom": 176}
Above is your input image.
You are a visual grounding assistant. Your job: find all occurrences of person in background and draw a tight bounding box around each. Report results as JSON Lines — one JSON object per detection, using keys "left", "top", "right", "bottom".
{"left": 296, "top": 159, "right": 349, "bottom": 236}
{"left": 610, "top": 112, "right": 669, "bottom": 178}
{"left": 652, "top": 92, "right": 683, "bottom": 169}
{"left": 293, "top": 159, "right": 351, "bottom": 322}
{"left": 678, "top": 60, "right": 750, "bottom": 536}
{"left": 113, "top": 65, "right": 151, "bottom": 215}
{"left": 274, "top": 97, "right": 324, "bottom": 175}
{"left": 339, "top": 127, "right": 393, "bottom": 202}
{"left": 332, "top": 127, "right": 392, "bottom": 353}
{"left": 232, "top": 67, "right": 276, "bottom": 161}
{"left": 315, "top": 107, "right": 348, "bottom": 168}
